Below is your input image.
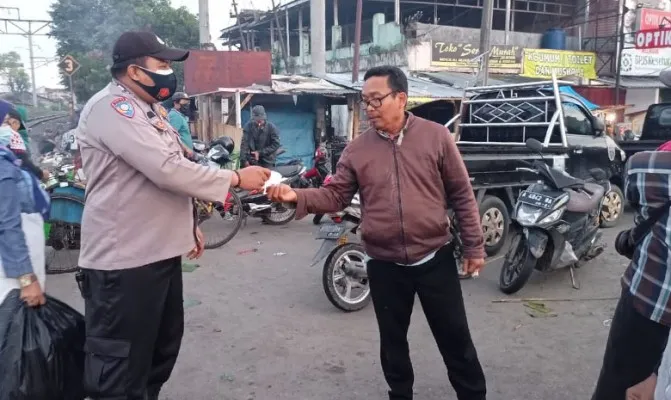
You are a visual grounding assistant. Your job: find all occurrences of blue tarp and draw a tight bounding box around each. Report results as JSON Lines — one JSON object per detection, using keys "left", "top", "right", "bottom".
{"left": 241, "top": 108, "right": 315, "bottom": 168}
{"left": 558, "top": 86, "right": 599, "bottom": 110}
{"left": 540, "top": 86, "right": 599, "bottom": 110}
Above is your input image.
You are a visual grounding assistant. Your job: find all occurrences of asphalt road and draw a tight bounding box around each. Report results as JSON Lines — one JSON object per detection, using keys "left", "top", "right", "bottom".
{"left": 47, "top": 214, "right": 633, "bottom": 400}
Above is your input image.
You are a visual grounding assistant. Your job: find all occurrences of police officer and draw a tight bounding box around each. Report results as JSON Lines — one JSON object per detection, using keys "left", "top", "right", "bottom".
{"left": 75, "top": 31, "right": 271, "bottom": 400}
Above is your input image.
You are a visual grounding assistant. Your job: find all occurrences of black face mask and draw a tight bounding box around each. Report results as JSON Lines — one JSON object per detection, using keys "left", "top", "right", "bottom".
{"left": 133, "top": 66, "right": 177, "bottom": 101}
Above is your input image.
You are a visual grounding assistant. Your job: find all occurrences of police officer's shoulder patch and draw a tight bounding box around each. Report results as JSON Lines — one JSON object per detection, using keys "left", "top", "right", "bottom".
{"left": 110, "top": 96, "right": 135, "bottom": 118}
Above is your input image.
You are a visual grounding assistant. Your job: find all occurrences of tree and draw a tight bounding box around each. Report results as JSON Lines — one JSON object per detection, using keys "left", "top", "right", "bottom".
{"left": 49, "top": 0, "right": 199, "bottom": 101}
{"left": 0, "top": 51, "right": 31, "bottom": 94}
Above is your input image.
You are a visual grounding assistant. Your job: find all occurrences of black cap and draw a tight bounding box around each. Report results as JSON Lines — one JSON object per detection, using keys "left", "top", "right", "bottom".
{"left": 112, "top": 31, "right": 190, "bottom": 67}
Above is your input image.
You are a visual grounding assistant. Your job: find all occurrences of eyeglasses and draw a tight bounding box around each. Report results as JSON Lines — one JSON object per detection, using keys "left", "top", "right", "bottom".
{"left": 361, "top": 91, "right": 396, "bottom": 109}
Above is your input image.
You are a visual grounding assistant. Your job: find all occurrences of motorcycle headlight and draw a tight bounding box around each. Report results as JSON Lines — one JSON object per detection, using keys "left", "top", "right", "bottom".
{"left": 539, "top": 208, "right": 564, "bottom": 225}
{"left": 516, "top": 204, "right": 543, "bottom": 226}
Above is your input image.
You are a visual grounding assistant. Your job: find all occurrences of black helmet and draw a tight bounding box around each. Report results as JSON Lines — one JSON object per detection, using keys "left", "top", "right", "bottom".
{"left": 210, "top": 136, "right": 235, "bottom": 154}
{"left": 173, "top": 92, "right": 189, "bottom": 101}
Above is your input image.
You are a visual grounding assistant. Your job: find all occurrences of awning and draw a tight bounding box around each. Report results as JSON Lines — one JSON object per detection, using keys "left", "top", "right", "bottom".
{"left": 595, "top": 76, "right": 665, "bottom": 89}
{"left": 323, "top": 72, "right": 463, "bottom": 101}
{"left": 416, "top": 71, "right": 548, "bottom": 89}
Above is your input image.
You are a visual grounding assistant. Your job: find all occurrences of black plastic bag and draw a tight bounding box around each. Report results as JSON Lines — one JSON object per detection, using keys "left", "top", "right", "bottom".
{"left": 0, "top": 289, "right": 85, "bottom": 400}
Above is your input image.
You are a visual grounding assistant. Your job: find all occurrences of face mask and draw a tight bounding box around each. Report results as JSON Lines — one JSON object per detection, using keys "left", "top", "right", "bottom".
{"left": 133, "top": 66, "right": 177, "bottom": 102}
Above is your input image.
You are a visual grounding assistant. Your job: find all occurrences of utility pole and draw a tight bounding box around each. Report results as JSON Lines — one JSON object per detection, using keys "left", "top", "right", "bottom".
{"left": 199, "top": 0, "right": 210, "bottom": 46}
{"left": 352, "top": 0, "right": 362, "bottom": 83}
{"left": 199, "top": 0, "right": 211, "bottom": 140}
{"left": 270, "top": 0, "right": 291, "bottom": 74}
{"left": 478, "top": 0, "right": 494, "bottom": 85}
{"left": 0, "top": 17, "right": 51, "bottom": 106}
{"left": 310, "top": 0, "right": 326, "bottom": 76}
{"left": 615, "top": 1, "right": 629, "bottom": 107}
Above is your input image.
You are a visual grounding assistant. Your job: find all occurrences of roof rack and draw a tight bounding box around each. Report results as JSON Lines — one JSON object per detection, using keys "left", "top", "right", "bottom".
{"left": 456, "top": 73, "right": 569, "bottom": 148}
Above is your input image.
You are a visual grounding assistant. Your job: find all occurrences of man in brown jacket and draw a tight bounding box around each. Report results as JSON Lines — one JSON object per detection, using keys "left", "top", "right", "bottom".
{"left": 267, "top": 65, "right": 486, "bottom": 400}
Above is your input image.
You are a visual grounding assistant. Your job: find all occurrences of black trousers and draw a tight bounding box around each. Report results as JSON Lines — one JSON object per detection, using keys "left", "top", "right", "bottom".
{"left": 367, "top": 244, "right": 486, "bottom": 400}
{"left": 591, "top": 289, "right": 670, "bottom": 400}
{"left": 79, "top": 257, "right": 184, "bottom": 400}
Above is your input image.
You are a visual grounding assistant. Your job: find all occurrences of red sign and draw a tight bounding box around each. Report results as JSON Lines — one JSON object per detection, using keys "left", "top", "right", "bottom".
{"left": 183, "top": 50, "right": 272, "bottom": 95}
{"left": 635, "top": 27, "right": 671, "bottom": 48}
{"left": 639, "top": 8, "right": 671, "bottom": 30}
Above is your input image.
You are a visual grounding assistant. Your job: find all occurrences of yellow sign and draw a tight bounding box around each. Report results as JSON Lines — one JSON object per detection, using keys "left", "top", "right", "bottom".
{"left": 521, "top": 49, "right": 597, "bottom": 79}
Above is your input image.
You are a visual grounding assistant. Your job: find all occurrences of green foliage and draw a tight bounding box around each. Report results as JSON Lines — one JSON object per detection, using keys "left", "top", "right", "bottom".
{"left": 49, "top": 0, "right": 199, "bottom": 101}
{"left": 0, "top": 51, "right": 31, "bottom": 93}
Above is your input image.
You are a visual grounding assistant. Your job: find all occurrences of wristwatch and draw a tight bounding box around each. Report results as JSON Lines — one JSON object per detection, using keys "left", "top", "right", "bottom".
{"left": 18, "top": 274, "right": 36, "bottom": 288}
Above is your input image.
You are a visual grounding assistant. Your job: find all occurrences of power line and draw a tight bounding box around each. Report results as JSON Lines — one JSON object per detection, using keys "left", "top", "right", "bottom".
{"left": 0, "top": 16, "right": 52, "bottom": 107}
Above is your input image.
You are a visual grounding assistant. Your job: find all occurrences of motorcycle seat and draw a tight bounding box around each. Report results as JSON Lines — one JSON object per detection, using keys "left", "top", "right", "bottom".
{"left": 272, "top": 164, "right": 303, "bottom": 178}
{"left": 566, "top": 183, "right": 604, "bottom": 213}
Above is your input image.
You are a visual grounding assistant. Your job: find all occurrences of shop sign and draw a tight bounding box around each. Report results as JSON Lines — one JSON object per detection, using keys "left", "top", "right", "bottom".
{"left": 431, "top": 42, "right": 522, "bottom": 70}
{"left": 520, "top": 48, "right": 597, "bottom": 79}
{"left": 635, "top": 27, "right": 671, "bottom": 49}
{"left": 620, "top": 47, "right": 671, "bottom": 76}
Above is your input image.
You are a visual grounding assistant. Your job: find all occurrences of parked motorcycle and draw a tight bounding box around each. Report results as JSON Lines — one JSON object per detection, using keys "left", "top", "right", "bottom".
{"left": 289, "top": 145, "right": 331, "bottom": 225}
{"left": 499, "top": 138, "right": 608, "bottom": 294}
{"left": 234, "top": 148, "right": 303, "bottom": 225}
{"left": 311, "top": 195, "right": 465, "bottom": 312}
{"left": 194, "top": 144, "right": 245, "bottom": 248}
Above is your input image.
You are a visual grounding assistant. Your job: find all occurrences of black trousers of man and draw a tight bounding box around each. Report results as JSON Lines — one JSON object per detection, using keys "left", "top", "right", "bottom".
{"left": 591, "top": 288, "right": 670, "bottom": 400}
{"left": 79, "top": 257, "right": 184, "bottom": 400}
{"left": 367, "top": 244, "right": 486, "bottom": 400}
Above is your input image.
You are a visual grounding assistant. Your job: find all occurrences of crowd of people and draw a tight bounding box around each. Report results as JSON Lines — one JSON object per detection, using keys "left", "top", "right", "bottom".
{"left": 1, "top": 29, "right": 671, "bottom": 399}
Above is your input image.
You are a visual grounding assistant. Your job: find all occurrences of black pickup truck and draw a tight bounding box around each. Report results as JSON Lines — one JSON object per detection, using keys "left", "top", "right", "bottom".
{"left": 413, "top": 79, "right": 626, "bottom": 256}
{"left": 619, "top": 103, "right": 671, "bottom": 159}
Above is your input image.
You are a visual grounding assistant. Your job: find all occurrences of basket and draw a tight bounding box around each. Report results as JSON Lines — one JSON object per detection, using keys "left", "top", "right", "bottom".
{"left": 49, "top": 185, "right": 85, "bottom": 225}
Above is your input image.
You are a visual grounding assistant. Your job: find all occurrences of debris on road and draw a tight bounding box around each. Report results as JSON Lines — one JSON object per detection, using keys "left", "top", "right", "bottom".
{"left": 273, "top": 252, "right": 287, "bottom": 256}
{"left": 237, "top": 248, "right": 259, "bottom": 255}
{"left": 492, "top": 296, "right": 619, "bottom": 303}
{"left": 183, "top": 299, "right": 202, "bottom": 309}
{"left": 603, "top": 319, "right": 612, "bottom": 327}
{"left": 523, "top": 301, "right": 558, "bottom": 318}
{"left": 181, "top": 263, "right": 200, "bottom": 273}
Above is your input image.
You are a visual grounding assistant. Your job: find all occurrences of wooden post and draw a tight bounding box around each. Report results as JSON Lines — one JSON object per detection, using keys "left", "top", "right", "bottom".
{"left": 234, "top": 91, "right": 242, "bottom": 128}
{"left": 352, "top": 0, "right": 362, "bottom": 83}
{"left": 352, "top": 100, "right": 361, "bottom": 139}
{"left": 231, "top": 0, "right": 247, "bottom": 50}
{"left": 271, "top": 0, "right": 291, "bottom": 74}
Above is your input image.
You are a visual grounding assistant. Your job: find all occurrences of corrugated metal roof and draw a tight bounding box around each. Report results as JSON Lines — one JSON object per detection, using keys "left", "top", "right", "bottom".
{"left": 595, "top": 76, "right": 665, "bottom": 88}
{"left": 323, "top": 72, "right": 463, "bottom": 99}
{"left": 215, "top": 74, "right": 357, "bottom": 96}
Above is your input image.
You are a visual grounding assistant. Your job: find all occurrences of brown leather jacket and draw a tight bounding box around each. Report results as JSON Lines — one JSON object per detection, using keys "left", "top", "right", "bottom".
{"left": 295, "top": 113, "right": 484, "bottom": 264}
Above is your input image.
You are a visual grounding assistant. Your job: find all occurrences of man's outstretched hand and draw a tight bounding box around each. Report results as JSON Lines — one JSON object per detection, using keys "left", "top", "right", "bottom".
{"left": 266, "top": 184, "right": 298, "bottom": 203}
{"left": 236, "top": 166, "right": 271, "bottom": 191}
{"left": 463, "top": 258, "right": 485, "bottom": 275}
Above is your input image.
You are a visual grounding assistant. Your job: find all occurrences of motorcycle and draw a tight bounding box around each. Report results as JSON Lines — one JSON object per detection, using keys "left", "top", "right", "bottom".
{"left": 292, "top": 145, "right": 331, "bottom": 225}
{"left": 499, "top": 138, "right": 608, "bottom": 294}
{"left": 239, "top": 148, "right": 306, "bottom": 225}
{"left": 310, "top": 195, "right": 465, "bottom": 312}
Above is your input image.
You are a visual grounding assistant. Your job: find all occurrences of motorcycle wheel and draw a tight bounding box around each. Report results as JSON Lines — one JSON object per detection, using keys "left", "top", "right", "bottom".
{"left": 499, "top": 232, "right": 536, "bottom": 294}
{"left": 261, "top": 205, "right": 296, "bottom": 225}
{"left": 313, "top": 214, "right": 324, "bottom": 225}
{"left": 322, "top": 243, "right": 371, "bottom": 312}
{"left": 202, "top": 190, "right": 244, "bottom": 249}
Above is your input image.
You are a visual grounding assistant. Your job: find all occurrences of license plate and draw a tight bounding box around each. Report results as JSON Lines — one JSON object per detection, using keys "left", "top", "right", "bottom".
{"left": 59, "top": 182, "right": 68, "bottom": 187}
{"left": 519, "top": 191, "right": 555, "bottom": 210}
{"left": 316, "top": 223, "right": 346, "bottom": 239}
